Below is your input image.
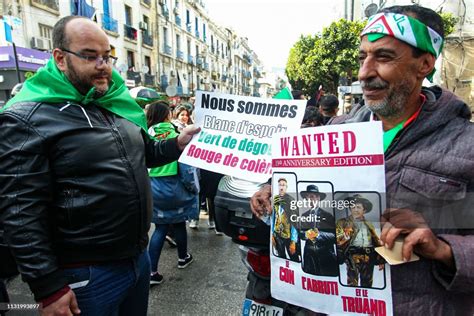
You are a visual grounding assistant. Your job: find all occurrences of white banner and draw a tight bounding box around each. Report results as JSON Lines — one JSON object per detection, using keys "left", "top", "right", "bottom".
{"left": 270, "top": 121, "right": 393, "bottom": 315}
{"left": 179, "top": 91, "right": 306, "bottom": 182}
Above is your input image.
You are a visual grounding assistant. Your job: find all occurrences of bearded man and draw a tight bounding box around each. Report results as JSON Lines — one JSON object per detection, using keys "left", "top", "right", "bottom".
{"left": 0, "top": 16, "right": 199, "bottom": 315}
{"left": 251, "top": 5, "right": 473, "bottom": 314}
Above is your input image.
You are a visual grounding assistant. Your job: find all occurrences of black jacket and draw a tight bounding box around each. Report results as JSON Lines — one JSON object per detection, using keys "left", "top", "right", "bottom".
{"left": 0, "top": 101, "right": 181, "bottom": 300}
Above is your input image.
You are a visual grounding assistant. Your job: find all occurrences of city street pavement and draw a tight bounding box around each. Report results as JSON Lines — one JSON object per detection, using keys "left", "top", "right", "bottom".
{"left": 5, "top": 213, "right": 248, "bottom": 316}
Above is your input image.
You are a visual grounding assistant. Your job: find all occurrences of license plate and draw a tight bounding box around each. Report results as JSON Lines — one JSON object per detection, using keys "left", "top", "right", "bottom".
{"left": 242, "top": 298, "right": 283, "bottom": 316}
{"left": 235, "top": 211, "right": 253, "bottom": 219}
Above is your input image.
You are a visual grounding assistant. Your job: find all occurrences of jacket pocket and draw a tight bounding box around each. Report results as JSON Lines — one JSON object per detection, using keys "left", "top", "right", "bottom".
{"left": 399, "top": 166, "right": 467, "bottom": 201}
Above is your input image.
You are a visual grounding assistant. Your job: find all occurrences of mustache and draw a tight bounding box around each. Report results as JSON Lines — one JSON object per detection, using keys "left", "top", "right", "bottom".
{"left": 361, "top": 78, "right": 389, "bottom": 89}
{"left": 94, "top": 72, "right": 110, "bottom": 78}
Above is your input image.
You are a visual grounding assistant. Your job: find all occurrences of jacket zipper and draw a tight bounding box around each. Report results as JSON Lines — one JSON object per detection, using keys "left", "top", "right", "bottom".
{"left": 95, "top": 107, "right": 144, "bottom": 250}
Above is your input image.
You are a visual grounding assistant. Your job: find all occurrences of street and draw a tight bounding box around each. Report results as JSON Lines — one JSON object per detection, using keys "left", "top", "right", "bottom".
{"left": 6, "top": 214, "right": 248, "bottom": 316}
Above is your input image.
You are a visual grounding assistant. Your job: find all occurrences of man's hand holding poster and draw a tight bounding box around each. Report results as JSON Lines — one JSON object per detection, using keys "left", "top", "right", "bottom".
{"left": 178, "top": 91, "right": 306, "bottom": 182}
{"left": 271, "top": 122, "right": 393, "bottom": 315}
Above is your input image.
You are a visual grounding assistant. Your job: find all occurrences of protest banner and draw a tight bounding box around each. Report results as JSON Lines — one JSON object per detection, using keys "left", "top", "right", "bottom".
{"left": 270, "top": 121, "right": 393, "bottom": 315}
{"left": 179, "top": 91, "right": 306, "bottom": 182}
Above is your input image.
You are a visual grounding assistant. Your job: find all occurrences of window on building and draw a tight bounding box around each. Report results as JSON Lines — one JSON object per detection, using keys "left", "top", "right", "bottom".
{"left": 143, "top": 15, "right": 149, "bottom": 31}
{"left": 144, "top": 56, "right": 151, "bottom": 74}
{"left": 31, "top": 0, "right": 59, "bottom": 12}
{"left": 125, "top": 5, "right": 132, "bottom": 26}
{"left": 195, "top": 17, "right": 198, "bottom": 31}
{"left": 176, "top": 34, "right": 181, "bottom": 52}
{"left": 203, "top": 23, "right": 206, "bottom": 40}
{"left": 163, "top": 27, "right": 169, "bottom": 46}
{"left": 186, "top": 10, "right": 190, "bottom": 25}
{"left": 39, "top": 24, "right": 53, "bottom": 41}
{"left": 127, "top": 50, "right": 135, "bottom": 69}
{"left": 187, "top": 40, "right": 191, "bottom": 56}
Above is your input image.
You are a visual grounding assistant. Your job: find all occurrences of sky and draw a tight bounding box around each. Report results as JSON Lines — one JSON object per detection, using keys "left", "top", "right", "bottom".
{"left": 205, "top": 0, "right": 342, "bottom": 72}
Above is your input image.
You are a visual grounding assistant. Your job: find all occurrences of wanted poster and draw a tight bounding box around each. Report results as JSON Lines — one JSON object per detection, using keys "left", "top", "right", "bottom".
{"left": 270, "top": 121, "right": 392, "bottom": 315}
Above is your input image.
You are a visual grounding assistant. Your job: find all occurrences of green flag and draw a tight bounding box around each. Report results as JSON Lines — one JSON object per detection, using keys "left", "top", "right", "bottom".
{"left": 273, "top": 87, "right": 293, "bottom": 100}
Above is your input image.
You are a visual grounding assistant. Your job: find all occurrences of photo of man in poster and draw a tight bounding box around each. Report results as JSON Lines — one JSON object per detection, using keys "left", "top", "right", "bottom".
{"left": 298, "top": 184, "right": 338, "bottom": 276}
{"left": 336, "top": 194, "right": 384, "bottom": 287}
{"left": 272, "top": 177, "right": 300, "bottom": 261}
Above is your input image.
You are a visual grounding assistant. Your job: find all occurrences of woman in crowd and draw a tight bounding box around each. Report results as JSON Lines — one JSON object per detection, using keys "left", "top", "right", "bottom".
{"left": 172, "top": 104, "right": 192, "bottom": 131}
{"left": 146, "top": 101, "right": 199, "bottom": 284}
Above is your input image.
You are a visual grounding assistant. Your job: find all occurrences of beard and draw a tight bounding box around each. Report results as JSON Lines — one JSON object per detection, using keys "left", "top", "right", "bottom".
{"left": 65, "top": 56, "right": 111, "bottom": 98}
{"left": 362, "top": 78, "right": 412, "bottom": 119}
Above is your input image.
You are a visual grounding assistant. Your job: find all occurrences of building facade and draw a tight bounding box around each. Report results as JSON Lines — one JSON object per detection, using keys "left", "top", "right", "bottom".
{"left": 0, "top": 0, "right": 266, "bottom": 101}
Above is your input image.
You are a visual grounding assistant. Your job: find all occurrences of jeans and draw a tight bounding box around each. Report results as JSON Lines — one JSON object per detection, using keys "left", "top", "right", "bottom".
{"left": 62, "top": 251, "right": 150, "bottom": 316}
{"left": 149, "top": 222, "right": 187, "bottom": 273}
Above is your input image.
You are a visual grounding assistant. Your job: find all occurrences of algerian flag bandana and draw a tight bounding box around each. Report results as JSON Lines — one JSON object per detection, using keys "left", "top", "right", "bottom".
{"left": 361, "top": 13, "right": 444, "bottom": 81}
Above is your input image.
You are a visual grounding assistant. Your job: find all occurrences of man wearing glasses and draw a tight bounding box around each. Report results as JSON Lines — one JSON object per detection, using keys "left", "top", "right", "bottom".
{"left": 0, "top": 16, "right": 199, "bottom": 315}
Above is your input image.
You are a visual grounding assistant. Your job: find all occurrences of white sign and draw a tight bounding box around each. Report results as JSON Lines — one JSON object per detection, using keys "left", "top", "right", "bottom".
{"left": 179, "top": 91, "right": 306, "bottom": 182}
{"left": 270, "top": 122, "right": 393, "bottom": 315}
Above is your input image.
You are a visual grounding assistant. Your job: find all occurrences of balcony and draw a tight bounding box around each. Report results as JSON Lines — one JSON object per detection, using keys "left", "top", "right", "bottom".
{"left": 32, "top": 0, "right": 59, "bottom": 12}
{"left": 175, "top": 16, "right": 182, "bottom": 26}
{"left": 187, "top": 55, "right": 194, "bottom": 65}
{"left": 253, "top": 69, "right": 262, "bottom": 78}
{"left": 127, "top": 70, "right": 141, "bottom": 84}
{"left": 243, "top": 53, "right": 253, "bottom": 65}
{"left": 186, "top": 23, "right": 192, "bottom": 32}
{"left": 195, "top": 30, "right": 200, "bottom": 39}
{"left": 203, "top": 62, "right": 209, "bottom": 71}
{"left": 142, "top": 32, "right": 153, "bottom": 46}
{"left": 221, "top": 75, "right": 227, "bottom": 82}
{"left": 144, "top": 74, "right": 155, "bottom": 86}
{"left": 164, "top": 44, "right": 172, "bottom": 56}
{"left": 243, "top": 86, "right": 251, "bottom": 94}
{"left": 177, "top": 50, "right": 184, "bottom": 60}
{"left": 124, "top": 24, "right": 138, "bottom": 41}
{"left": 141, "top": 0, "right": 151, "bottom": 6}
{"left": 162, "top": 5, "right": 169, "bottom": 18}
{"left": 244, "top": 71, "right": 252, "bottom": 79}
{"left": 160, "top": 75, "right": 168, "bottom": 90}
{"left": 102, "top": 14, "right": 118, "bottom": 33}
{"left": 196, "top": 57, "right": 203, "bottom": 66}
{"left": 71, "top": 0, "right": 95, "bottom": 18}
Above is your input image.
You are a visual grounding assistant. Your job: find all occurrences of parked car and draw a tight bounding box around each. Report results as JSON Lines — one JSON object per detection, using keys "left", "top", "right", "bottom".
{"left": 215, "top": 176, "right": 312, "bottom": 316}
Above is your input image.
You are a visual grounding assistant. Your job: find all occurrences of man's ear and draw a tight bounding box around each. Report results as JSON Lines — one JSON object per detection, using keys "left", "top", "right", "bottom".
{"left": 53, "top": 48, "right": 67, "bottom": 71}
{"left": 417, "top": 53, "right": 436, "bottom": 79}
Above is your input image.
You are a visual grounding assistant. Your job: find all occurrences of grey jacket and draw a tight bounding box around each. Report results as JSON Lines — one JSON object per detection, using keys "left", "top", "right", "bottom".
{"left": 332, "top": 86, "right": 474, "bottom": 315}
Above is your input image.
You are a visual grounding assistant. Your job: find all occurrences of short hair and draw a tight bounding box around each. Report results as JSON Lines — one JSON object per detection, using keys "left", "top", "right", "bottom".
{"left": 278, "top": 178, "right": 287, "bottom": 184}
{"left": 380, "top": 5, "right": 444, "bottom": 57}
{"left": 306, "top": 96, "right": 317, "bottom": 107}
{"left": 291, "top": 90, "right": 304, "bottom": 100}
{"left": 320, "top": 95, "right": 339, "bottom": 111}
{"left": 146, "top": 101, "right": 171, "bottom": 128}
{"left": 52, "top": 16, "right": 85, "bottom": 49}
{"left": 301, "top": 107, "right": 324, "bottom": 127}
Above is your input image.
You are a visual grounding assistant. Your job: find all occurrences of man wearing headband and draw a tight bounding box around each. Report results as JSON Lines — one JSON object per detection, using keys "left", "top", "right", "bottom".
{"left": 251, "top": 5, "right": 473, "bottom": 314}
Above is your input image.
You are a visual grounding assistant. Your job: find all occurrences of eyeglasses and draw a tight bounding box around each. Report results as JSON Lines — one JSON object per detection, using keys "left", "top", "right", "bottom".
{"left": 61, "top": 48, "right": 118, "bottom": 67}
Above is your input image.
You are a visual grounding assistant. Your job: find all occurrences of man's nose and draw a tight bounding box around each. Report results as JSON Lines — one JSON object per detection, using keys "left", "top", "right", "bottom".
{"left": 358, "top": 57, "right": 377, "bottom": 82}
{"left": 95, "top": 58, "right": 109, "bottom": 69}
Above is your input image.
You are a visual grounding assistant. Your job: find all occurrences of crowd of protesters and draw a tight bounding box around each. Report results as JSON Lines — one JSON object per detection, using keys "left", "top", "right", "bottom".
{"left": 1, "top": 4, "right": 473, "bottom": 316}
